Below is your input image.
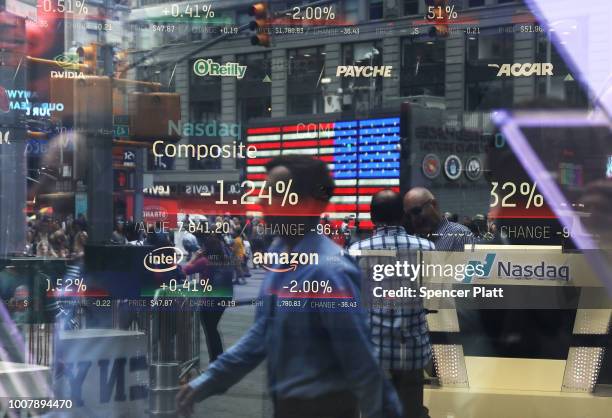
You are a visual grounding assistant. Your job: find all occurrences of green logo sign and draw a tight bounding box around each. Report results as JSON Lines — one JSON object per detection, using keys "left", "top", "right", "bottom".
{"left": 193, "top": 59, "right": 247, "bottom": 79}
{"left": 54, "top": 53, "right": 80, "bottom": 70}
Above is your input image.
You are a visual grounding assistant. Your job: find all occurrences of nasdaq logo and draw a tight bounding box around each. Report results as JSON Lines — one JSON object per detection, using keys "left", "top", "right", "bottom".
{"left": 463, "top": 252, "right": 570, "bottom": 282}
{"left": 488, "top": 63, "right": 553, "bottom": 77}
{"left": 463, "top": 253, "right": 495, "bottom": 283}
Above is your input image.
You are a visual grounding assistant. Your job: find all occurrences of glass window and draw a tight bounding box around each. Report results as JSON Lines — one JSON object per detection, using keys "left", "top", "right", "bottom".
{"left": 158, "top": 21, "right": 182, "bottom": 44}
{"left": 401, "top": 37, "right": 446, "bottom": 97}
{"left": 237, "top": 52, "right": 271, "bottom": 84}
{"left": 534, "top": 33, "right": 588, "bottom": 107}
{"left": 8, "top": 1, "right": 612, "bottom": 416}
{"left": 403, "top": 0, "right": 420, "bottom": 15}
{"left": 341, "top": 42, "right": 384, "bottom": 112}
{"left": 189, "top": 58, "right": 222, "bottom": 170}
{"left": 189, "top": 58, "right": 222, "bottom": 102}
{"left": 343, "top": 0, "right": 360, "bottom": 23}
{"left": 286, "top": 47, "right": 325, "bottom": 115}
{"left": 236, "top": 53, "right": 272, "bottom": 168}
{"left": 238, "top": 96, "right": 271, "bottom": 122}
{"left": 465, "top": 29, "right": 514, "bottom": 110}
{"left": 188, "top": 101, "right": 222, "bottom": 170}
{"left": 369, "top": 0, "right": 384, "bottom": 20}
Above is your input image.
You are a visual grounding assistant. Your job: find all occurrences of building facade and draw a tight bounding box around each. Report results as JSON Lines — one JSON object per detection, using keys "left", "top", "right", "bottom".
{"left": 128, "top": 0, "right": 588, "bottom": 219}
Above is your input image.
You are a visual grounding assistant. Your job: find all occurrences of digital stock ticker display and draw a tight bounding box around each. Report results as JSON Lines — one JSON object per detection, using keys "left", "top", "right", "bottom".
{"left": 0, "top": 1, "right": 611, "bottom": 417}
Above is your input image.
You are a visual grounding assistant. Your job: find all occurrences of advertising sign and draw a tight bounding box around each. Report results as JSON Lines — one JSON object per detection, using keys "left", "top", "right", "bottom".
{"left": 54, "top": 329, "right": 148, "bottom": 418}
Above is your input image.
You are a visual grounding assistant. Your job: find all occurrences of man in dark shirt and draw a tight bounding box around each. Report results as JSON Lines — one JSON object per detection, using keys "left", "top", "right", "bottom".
{"left": 403, "top": 187, "right": 474, "bottom": 251}
{"left": 176, "top": 155, "right": 402, "bottom": 418}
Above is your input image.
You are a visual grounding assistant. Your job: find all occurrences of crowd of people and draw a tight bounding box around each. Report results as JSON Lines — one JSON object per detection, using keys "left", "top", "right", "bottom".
{"left": 23, "top": 204, "right": 489, "bottom": 263}
{"left": 24, "top": 213, "right": 89, "bottom": 258}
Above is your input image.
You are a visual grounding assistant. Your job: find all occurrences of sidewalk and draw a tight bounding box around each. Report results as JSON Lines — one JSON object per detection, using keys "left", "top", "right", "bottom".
{"left": 233, "top": 267, "right": 266, "bottom": 305}
{"left": 193, "top": 267, "right": 272, "bottom": 418}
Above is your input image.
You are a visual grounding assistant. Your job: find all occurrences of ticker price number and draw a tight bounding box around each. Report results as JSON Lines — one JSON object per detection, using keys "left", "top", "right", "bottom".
{"left": 178, "top": 220, "right": 231, "bottom": 234}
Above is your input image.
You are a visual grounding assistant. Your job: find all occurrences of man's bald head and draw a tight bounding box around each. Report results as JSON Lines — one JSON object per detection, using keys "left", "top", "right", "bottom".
{"left": 403, "top": 187, "right": 434, "bottom": 209}
{"left": 403, "top": 187, "right": 442, "bottom": 236}
{"left": 370, "top": 189, "right": 403, "bottom": 226}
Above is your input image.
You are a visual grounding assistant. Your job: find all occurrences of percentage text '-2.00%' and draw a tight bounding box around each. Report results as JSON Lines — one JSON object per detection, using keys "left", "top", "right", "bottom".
{"left": 283, "top": 280, "right": 333, "bottom": 294}
{"left": 289, "top": 6, "right": 336, "bottom": 20}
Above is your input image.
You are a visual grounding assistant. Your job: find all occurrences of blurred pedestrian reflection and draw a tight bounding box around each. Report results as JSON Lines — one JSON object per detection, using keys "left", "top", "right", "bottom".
{"left": 177, "top": 156, "right": 402, "bottom": 418}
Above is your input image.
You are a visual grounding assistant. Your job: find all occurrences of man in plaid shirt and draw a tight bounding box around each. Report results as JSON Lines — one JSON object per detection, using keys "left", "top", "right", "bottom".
{"left": 349, "top": 189, "right": 435, "bottom": 418}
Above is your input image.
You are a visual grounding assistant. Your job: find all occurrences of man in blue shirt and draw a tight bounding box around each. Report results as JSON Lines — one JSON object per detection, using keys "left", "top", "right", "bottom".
{"left": 177, "top": 155, "right": 402, "bottom": 418}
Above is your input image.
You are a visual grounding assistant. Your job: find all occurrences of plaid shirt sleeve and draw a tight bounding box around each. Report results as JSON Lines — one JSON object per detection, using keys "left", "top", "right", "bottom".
{"left": 351, "top": 227, "right": 433, "bottom": 371}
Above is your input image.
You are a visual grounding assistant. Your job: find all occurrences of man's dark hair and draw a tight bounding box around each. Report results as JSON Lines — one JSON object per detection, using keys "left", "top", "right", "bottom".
{"left": 265, "top": 155, "right": 334, "bottom": 203}
{"left": 370, "top": 189, "right": 403, "bottom": 225}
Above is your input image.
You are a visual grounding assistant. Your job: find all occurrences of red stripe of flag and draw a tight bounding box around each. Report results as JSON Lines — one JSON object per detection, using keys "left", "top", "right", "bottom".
{"left": 247, "top": 174, "right": 267, "bottom": 180}
{"left": 356, "top": 187, "right": 400, "bottom": 194}
{"left": 247, "top": 158, "right": 271, "bottom": 165}
{"left": 282, "top": 140, "right": 318, "bottom": 148}
{"left": 282, "top": 124, "right": 306, "bottom": 133}
{"left": 327, "top": 204, "right": 358, "bottom": 211}
{"left": 360, "top": 220, "right": 374, "bottom": 229}
{"left": 249, "top": 142, "right": 279, "bottom": 149}
{"left": 334, "top": 188, "right": 357, "bottom": 195}
{"left": 247, "top": 127, "right": 281, "bottom": 134}
{"left": 251, "top": 142, "right": 283, "bottom": 150}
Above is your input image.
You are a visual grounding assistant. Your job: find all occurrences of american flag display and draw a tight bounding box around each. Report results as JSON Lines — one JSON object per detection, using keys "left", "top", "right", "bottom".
{"left": 246, "top": 117, "right": 401, "bottom": 229}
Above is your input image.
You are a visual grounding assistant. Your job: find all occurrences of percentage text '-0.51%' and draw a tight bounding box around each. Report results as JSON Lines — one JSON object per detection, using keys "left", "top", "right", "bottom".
{"left": 41, "top": 0, "right": 88, "bottom": 14}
